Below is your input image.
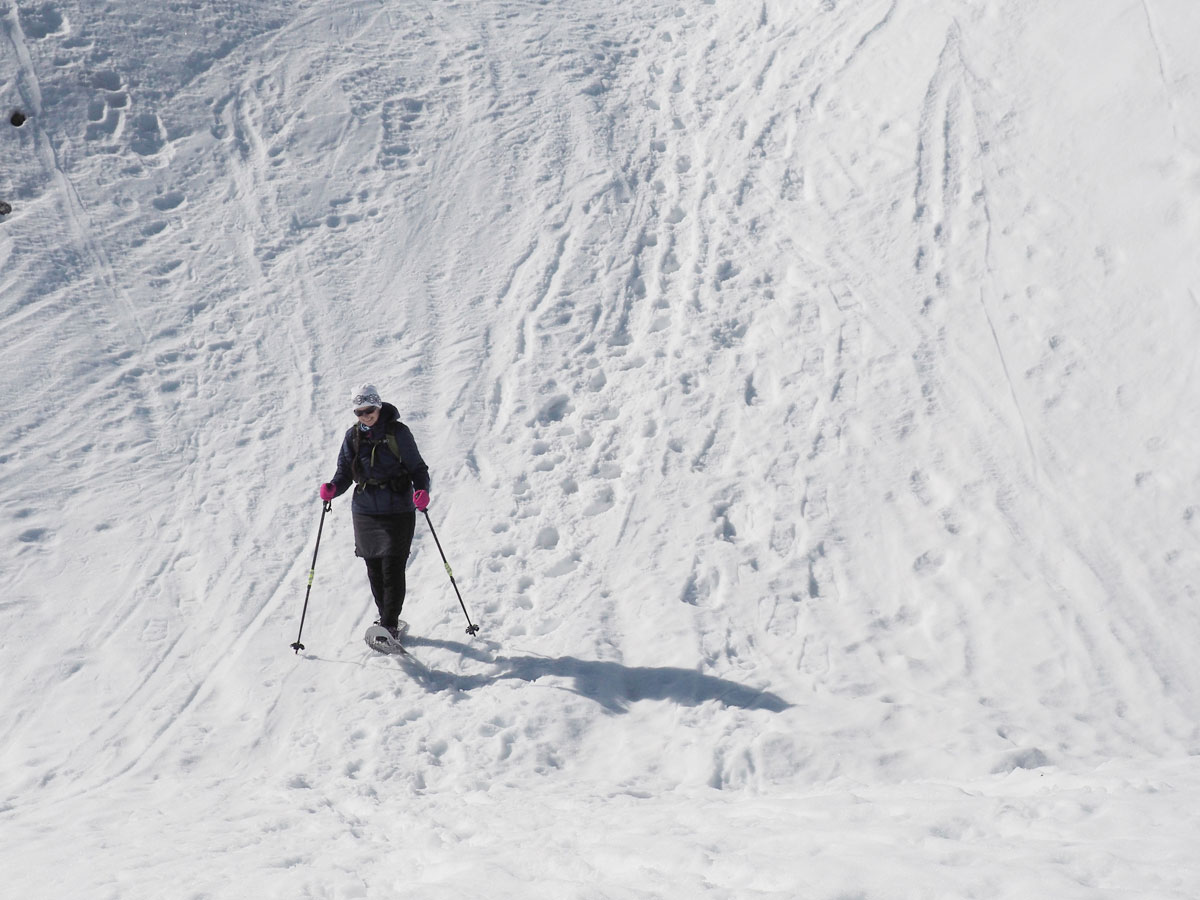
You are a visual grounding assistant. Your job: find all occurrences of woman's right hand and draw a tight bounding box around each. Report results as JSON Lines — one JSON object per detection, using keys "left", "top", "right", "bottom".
{"left": 319, "top": 482, "right": 337, "bottom": 502}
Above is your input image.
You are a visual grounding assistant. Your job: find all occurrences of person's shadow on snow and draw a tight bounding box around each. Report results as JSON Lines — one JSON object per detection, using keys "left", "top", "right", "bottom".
{"left": 398, "top": 635, "right": 791, "bottom": 713}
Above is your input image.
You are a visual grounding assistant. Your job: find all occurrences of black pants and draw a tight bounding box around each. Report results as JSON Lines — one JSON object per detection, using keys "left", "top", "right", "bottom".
{"left": 359, "top": 512, "right": 416, "bottom": 629}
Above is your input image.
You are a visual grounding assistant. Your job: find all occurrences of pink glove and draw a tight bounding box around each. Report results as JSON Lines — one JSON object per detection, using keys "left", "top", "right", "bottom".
{"left": 319, "top": 482, "right": 337, "bottom": 502}
{"left": 413, "top": 489, "right": 430, "bottom": 511}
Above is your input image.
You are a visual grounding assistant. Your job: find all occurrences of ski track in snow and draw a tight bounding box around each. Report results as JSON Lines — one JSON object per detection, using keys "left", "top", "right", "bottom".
{"left": 2, "top": 0, "right": 1200, "bottom": 897}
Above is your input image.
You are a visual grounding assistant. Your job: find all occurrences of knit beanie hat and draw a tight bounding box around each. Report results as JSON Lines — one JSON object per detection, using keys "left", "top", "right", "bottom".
{"left": 351, "top": 383, "right": 383, "bottom": 412}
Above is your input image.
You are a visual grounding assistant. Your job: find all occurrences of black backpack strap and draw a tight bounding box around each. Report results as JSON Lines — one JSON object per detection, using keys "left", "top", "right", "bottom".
{"left": 350, "top": 425, "right": 364, "bottom": 485}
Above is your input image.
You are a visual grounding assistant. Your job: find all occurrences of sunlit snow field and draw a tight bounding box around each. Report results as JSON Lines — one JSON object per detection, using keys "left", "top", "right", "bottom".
{"left": 2, "top": 1, "right": 1199, "bottom": 897}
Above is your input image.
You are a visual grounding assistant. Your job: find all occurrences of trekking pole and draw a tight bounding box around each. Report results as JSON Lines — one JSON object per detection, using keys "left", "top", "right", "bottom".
{"left": 421, "top": 509, "right": 480, "bottom": 636}
{"left": 291, "top": 500, "right": 332, "bottom": 653}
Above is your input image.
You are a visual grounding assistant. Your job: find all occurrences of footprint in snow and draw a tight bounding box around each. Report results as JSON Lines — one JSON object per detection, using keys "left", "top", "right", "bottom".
{"left": 152, "top": 191, "right": 186, "bottom": 211}
{"left": 19, "top": 4, "right": 68, "bottom": 40}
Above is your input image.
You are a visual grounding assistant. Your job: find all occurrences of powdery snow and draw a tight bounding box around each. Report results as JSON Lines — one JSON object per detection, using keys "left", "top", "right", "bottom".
{"left": 2, "top": 0, "right": 1199, "bottom": 897}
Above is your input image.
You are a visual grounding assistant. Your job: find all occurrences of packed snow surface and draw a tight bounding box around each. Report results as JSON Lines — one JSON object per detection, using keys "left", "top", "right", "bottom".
{"left": 2, "top": 0, "right": 1199, "bottom": 897}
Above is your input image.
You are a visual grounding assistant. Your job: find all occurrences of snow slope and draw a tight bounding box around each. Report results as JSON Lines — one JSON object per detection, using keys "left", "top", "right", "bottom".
{"left": 2, "top": 0, "right": 1199, "bottom": 897}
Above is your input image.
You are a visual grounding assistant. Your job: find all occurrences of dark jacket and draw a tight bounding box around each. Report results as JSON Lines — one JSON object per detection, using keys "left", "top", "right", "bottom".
{"left": 329, "top": 403, "right": 430, "bottom": 516}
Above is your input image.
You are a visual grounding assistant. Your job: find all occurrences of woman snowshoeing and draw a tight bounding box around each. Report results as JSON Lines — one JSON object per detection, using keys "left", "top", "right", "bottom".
{"left": 319, "top": 383, "right": 430, "bottom": 643}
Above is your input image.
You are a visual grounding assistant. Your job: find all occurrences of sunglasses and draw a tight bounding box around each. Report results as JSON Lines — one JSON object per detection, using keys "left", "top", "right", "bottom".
{"left": 354, "top": 407, "right": 379, "bottom": 418}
